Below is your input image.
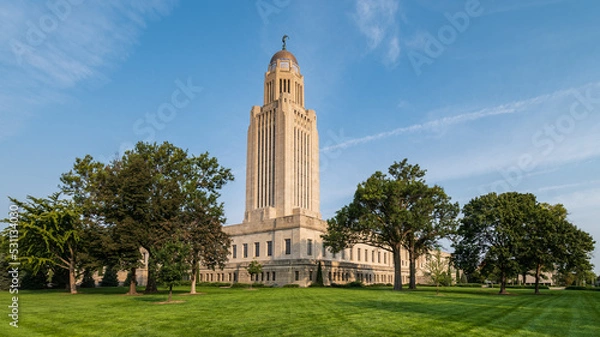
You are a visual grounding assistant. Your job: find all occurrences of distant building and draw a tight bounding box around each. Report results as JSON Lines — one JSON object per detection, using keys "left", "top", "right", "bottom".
{"left": 198, "top": 40, "right": 436, "bottom": 286}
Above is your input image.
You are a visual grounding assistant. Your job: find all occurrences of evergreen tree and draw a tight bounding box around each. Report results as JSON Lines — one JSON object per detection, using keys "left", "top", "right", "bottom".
{"left": 100, "top": 266, "right": 119, "bottom": 287}
{"left": 315, "top": 261, "right": 324, "bottom": 287}
{"left": 80, "top": 269, "right": 96, "bottom": 288}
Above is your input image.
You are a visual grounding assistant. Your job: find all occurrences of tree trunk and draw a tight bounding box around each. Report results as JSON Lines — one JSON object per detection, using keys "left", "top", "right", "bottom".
{"left": 408, "top": 246, "right": 416, "bottom": 290}
{"left": 190, "top": 259, "right": 198, "bottom": 295}
{"left": 144, "top": 257, "right": 158, "bottom": 294}
{"left": 534, "top": 262, "right": 542, "bottom": 295}
{"left": 168, "top": 285, "right": 173, "bottom": 302}
{"left": 392, "top": 245, "right": 403, "bottom": 291}
{"left": 128, "top": 267, "right": 138, "bottom": 295}
{"left": 522, "top": 271, "right": 527, "bottom": 285}
{"left": 69, "top": 262, "right": 78, "bottom": 295}
{"left": 499, "top": 272, "right": 507, "bottom": 295}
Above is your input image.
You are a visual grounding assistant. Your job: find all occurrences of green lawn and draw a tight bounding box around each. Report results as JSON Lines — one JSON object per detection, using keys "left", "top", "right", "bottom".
{"left": 1, "top": 286, "right": 599, "bottom": 336}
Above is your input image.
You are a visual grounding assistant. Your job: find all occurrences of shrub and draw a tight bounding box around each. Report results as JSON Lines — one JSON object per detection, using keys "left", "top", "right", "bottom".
{"left": 366, "top": 283, "right": 390, "bottom": 288}
{"left": 506, "top": 285, "right": 549, "bottom": 290}
{"left": 230, "top": 283, "right": 251, "bottom": 288}
{"left": 252, "top": 282, "right": 265, "bottom": 288}
{"left": 565, "top": 286, "right": 600, "bottom": 291}
{"left": 454, "top": 283, "right": 483, "bottom": 288}
{"left": 347, "top": 281, "right": 364, "bottom": 288}
{"left": 283, "top": 284, "right": 300, "bottom": 288}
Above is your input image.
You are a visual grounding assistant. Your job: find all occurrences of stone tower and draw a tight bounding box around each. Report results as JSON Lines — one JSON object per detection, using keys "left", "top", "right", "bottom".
{"left": 206, "top": 38, "right": 400, "bottom": 287}
{"left": 244, "top": 39, "right": 320, "bottom": 223}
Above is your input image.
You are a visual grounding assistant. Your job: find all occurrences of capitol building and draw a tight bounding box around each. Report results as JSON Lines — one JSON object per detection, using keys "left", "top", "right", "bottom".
{"left": 198, "top": 40, "right": 432, "bottom": 286}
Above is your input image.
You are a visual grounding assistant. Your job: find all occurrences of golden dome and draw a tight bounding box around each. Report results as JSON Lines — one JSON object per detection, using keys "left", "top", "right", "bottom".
{"left": 270, "top": 50, "right": 298, "bottom": 65}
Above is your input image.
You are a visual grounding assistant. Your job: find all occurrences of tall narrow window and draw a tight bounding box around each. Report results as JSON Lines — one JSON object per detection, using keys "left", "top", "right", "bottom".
{"left": 243, "top": 243, "right": 248, "bottom": 258}
{"left": 285, "top": 239, "right": 291, "bottom": 255}
{"left": 307, "top": 239, "right": 313, "bottom": 256}
{"left": 365, "top": 249, "right": 368, "bottom": 262}
{"left": 378, "top": 251, "right": 381, "bottom": 264}
{"left": 357, "top": 248, "right": 361, "bottom": 261}
{"left": 272, "top": 272, "right": 276, "bottom": 281}
{"left": 295, "top": 271, "right": 299, "bottom": 281}
{"left": 350, "top": 248, "right": 353, "bottom": 261}
{"left": 267, "top": 241, "right": 273, "bottom": 256}
{"left": 255, "top": 242, "right": 260, "bottom": 257}
{"left": 232, "top": 245, "right": 237, "bottom": 259}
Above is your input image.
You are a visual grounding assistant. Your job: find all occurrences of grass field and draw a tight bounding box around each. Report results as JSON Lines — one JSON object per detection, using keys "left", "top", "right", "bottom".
{"left": 1, "top": 286, "right": 599, "bottom": 336}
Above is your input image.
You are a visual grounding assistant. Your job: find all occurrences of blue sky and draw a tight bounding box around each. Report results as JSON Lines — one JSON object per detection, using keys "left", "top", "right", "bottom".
{"left": 1, "top": 0, "right": 599, "bottom": 273}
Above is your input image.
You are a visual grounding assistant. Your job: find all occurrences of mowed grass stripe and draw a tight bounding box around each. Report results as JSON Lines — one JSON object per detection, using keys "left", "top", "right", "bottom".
{"left": 1, "top": 287, "right": 599, "bottom": 336}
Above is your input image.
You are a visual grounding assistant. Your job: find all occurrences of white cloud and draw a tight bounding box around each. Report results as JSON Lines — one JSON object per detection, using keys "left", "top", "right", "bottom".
{"left": 0, "top": 0, "right": 177, "bottom": 141}
{"left": 352, "top": 0, "right": 401, "bottom": 65}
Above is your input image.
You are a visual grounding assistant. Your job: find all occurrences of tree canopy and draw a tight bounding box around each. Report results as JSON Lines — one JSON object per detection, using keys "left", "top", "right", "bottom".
{"left": 59, "top": 141, "right": 233, "bottom": 294}
{"left": 323, "top": 159, "right": 458, "bottom": 290}
{"left": 453, "top": 192, "right": 595, "bottom": 294}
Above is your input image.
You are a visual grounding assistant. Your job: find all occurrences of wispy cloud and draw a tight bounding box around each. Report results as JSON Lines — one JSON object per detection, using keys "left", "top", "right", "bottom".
{"left": 0, "top": 0, "right": 177, "bottom": 140}
{"left": 352, "top": 0, "right": 401, "bottom": 66}
{"left": 538, "top": 180, "right": 600, "bottom": 193}
{"left": 322, "top": 87, "right": 572, "bottom": 153}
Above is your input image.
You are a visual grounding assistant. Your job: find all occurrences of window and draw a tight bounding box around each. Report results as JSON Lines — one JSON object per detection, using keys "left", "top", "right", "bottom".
{"left": 378, "top": 251, "right": 381, "bottom": 264}
{"left": 357, "top": 248, "right": 361, "bottom": 261}
{"left": 372, "top": 251, "right": 375, "bottom": 263}
{"left": 267, "top": 241, "right": 273, "bottom": 256}
{"left": 243, "top": 243, "right": 248, "bottom": 258}
{"left": 272, "top": 272, "right": 276, "bottom": 281}
{"left": 323, "top": 243, "right": 327, "bottom": 258}
{"left": 285, "top": 239, "right": 291, "bottom": 255}
{"left": 232, "top": 245, "right": 237, "bottom": 259}
{"left": 255, "top": 242, "right": 260, "bottom": 257}
{"left": 365, "top": 249, "right": 368, "bottom": 262}
{"left": 384, "top": 252, "right": 387, "bottom": 264}
{"left": 267, "top": 272, "right": 270, "bottom": 281}
{"left": 234, "top": 272, "right": 238, "bottom": 282}
{"left": 350, "top": 248, "right": 353, "bottom": 261}
{"left": 295, "top": 271, "right": 299, "bottom": 281}
{"left": 307, "top": 239, "right": 313, "bottom": 256}
{"left": 342, "top": 249, "right": 346, "bottom": 260}
{"left": 309, "top": 271, "right": 313, "bottom": 281}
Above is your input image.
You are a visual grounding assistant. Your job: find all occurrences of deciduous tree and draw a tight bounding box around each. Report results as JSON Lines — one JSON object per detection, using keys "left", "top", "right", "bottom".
{"left": 5, "top": 193, "right": 83, "bottom": 294}
{"left": 323, "top": 159, "right": 458, "bottom": 291}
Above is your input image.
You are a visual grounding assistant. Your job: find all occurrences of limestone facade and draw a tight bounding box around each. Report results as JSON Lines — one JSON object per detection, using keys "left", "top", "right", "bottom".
{"left": 198, "top": 43, "right": 436, "bottom": 287}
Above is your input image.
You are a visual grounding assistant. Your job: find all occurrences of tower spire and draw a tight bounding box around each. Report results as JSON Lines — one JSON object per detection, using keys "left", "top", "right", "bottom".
{"left": 282, "top": 35, "right": 289, "bottom": 50}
